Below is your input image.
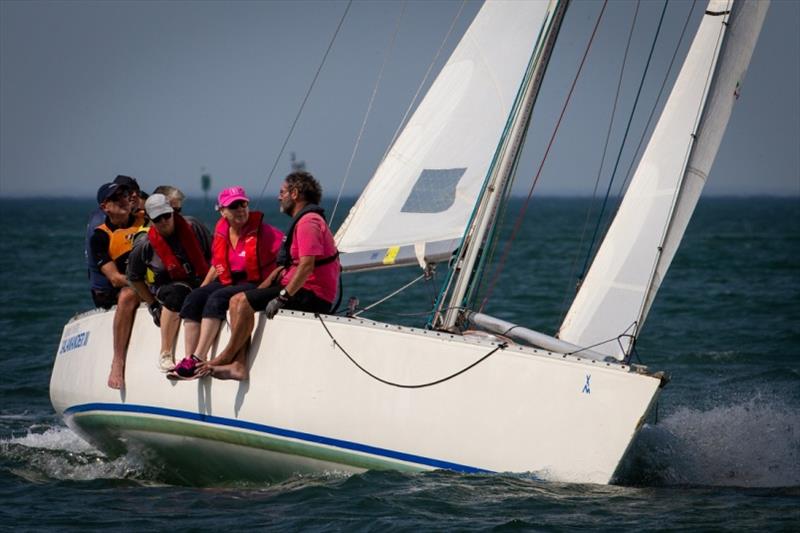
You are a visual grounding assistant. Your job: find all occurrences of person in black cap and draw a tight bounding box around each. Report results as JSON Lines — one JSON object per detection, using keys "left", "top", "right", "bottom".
{"left": 84, "top": 175, "right": 145, "bottom": 297}
{"left": 112, "top": 175, "right": 145, "bottom": 218}
{"left": 88, "top": 180, "right": 146, "bottom": 389}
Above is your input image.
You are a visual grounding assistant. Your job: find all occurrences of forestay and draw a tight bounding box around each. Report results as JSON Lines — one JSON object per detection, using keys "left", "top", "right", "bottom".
{"left": 559, "top": 0, "right": 769, "bottom": 360}
{"left": 335, "top": 0, "right": 557, "bottom": 272}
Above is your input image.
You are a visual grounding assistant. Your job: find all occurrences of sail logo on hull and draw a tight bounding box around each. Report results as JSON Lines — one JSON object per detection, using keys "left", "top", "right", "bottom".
{"left": 59, "top": 331, "right": 90, "bottom": 354}
{"left": 582, "top": 374, "right": 591, "bottom": 394}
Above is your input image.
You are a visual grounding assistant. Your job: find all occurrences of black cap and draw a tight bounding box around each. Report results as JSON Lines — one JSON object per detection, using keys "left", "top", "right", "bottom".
{"left": 97, "top": 182, "right": 122, "bottom": 204}
{"left": 113, "top": 175, "right": 140, "bottom": 192}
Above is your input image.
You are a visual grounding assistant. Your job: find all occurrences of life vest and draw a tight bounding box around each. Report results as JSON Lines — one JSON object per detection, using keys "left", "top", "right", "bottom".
{"left": 212, "top": 211, "right": 265, "bottom": 286}
{"left": 276, "top": 204, "right": 339, "bottom": 268}
{"left": 96, "top": 211, "right": 146, "bottom": 261}
{"left": 148, "top": 214, "right": 209, "bottom": 282}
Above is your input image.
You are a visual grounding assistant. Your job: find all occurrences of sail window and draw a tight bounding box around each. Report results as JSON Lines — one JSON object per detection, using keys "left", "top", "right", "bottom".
{"left": 400, "top": 168, "right": 466, "bottom": 213}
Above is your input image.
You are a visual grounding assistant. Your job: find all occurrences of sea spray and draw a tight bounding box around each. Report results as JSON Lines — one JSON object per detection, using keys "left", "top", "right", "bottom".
{"left": 1, "top": 426, "right": 149, "bottom": 483}
{"left": 620, "top": 396, "right": 800, "bottom": 487}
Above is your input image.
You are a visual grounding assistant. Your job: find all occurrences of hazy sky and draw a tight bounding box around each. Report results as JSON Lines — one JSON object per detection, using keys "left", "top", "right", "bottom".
{"left": 1, "top": 0, "right": 798, "bottom": 201}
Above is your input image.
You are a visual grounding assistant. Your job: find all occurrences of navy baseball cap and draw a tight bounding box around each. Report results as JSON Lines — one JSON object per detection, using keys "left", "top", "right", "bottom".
{"left": 96, "top": 182, "right": 123, "bottom": 204}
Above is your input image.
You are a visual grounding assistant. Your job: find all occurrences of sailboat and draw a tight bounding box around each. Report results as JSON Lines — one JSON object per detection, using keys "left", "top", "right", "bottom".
{"left": 50, "top": 0, "right": 768, "bottom": 485}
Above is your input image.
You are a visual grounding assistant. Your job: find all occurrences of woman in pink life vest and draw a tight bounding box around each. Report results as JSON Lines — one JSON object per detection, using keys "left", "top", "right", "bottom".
{"left": 171, "top": 186, "right": 283, "bottom": 379}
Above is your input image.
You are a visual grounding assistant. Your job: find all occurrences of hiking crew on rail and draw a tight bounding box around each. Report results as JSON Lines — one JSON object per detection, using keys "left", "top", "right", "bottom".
{"left": 127, "top": 193, "right": 212, "bottom": 373}
{"left": 194, "top": 171, "right": 340, "bottom": 381}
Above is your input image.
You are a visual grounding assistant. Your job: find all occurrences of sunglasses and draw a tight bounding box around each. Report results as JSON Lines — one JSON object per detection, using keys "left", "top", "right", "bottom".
{"left": 153, "top": 212, "right": 173, "bottom": 223}
{"left": 227, "top": 200, "right": 249, "bottom": 210}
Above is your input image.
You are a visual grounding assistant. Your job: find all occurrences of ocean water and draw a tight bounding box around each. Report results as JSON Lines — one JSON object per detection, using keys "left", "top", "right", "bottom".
{"left": 0, "top": 196, "right": 798, "bottom": 530}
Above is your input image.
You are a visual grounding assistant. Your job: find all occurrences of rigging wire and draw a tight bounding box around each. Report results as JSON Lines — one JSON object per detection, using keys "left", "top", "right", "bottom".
{"left": 330, "top": 1, "right": 408, "bottom": 228}
{"left": 631, "top": 0, "right": 730, "bottom": 337}
{"left": 612, "top": 0, "right": 697, "bottom": 204}
{"left": 574, "top": 0, "right": 670, "bottom": 285}
{"left": 556, "top": 0, "right": 642, "bottom": 323}
{"left": 254, "top": 0, "right": 352, "bottom": 209}
{"left": 477, "top": 0, "right": 610, "bottom": 313}
{"left": 352, "top": 271, "right": 426, "bottom": 317}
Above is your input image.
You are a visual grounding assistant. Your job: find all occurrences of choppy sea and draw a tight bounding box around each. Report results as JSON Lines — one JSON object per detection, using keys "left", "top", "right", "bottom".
{"left": 0, "top": 196, "right": 798, "bottom": 530}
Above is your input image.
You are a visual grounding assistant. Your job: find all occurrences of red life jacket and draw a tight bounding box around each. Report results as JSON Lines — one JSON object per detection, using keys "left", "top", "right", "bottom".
{"left": 148, "top": 214, "right": 209, "bottom": 281}
{"left": 212, "top": 211, "right": 265, "bottom": 286}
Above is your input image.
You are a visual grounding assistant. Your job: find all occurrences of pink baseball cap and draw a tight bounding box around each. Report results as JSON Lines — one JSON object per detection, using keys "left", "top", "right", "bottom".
{"left": 217, "top": 186, "right": 249, "bottom": 207}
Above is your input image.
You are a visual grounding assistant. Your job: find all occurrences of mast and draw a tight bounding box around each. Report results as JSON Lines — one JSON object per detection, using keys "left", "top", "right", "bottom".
{"left": 434, "top": 0, "right": 569, "bottom": 331}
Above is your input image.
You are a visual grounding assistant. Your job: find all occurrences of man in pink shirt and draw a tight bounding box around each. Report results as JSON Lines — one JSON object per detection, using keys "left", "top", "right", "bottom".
{"left": 199, "top": 172, "right": 339, "bottom": 380}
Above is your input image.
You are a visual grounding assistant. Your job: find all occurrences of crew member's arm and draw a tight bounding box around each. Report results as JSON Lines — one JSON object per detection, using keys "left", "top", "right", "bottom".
{"left": 200, "top": 265, "right": 217, "bottom": 287}
{"left": 100, "top": 262, "right": 129, "bottom": 288}
{"left": 257, "top": 266, "right": 285, "bottom": 289}
{"left": 129, "top": 280, "right": 155, "bottom": 305}
{"left": 126, "top": 239, "right": 155, "bottom": 304}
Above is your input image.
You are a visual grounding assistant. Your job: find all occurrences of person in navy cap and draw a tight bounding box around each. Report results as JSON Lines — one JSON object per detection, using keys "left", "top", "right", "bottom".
{"left": 88, "top": 179, "right": 146, "bottom": 389}
{"left": 84, "top": 175, "right": 145, "bottom": 299}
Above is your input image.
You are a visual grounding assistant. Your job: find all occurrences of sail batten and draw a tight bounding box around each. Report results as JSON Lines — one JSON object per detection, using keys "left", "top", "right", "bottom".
{"left": 559, "top": 0, "right": 769, "bottom": 360}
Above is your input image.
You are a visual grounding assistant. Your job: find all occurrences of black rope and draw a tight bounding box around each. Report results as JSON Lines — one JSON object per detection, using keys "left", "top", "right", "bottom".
{"left": 315, "top": 314, "right": 507, "bottom": 389}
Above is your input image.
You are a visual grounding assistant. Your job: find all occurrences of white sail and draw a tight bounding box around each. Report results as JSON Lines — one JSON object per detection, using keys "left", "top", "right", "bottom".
{"left": 559, "top": 0, "right": 769, "bottom": 360}
{"left": 336, "top": 0, "right": 558, "bottom": 271}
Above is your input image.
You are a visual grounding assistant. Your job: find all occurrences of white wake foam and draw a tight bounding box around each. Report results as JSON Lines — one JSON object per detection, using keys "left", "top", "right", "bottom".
{"left": 7, "top": 426, "right": 99, "bottom": 454}
{"left": 633, "top": 396, "right": 800, "bottom": 487}
{"left": 2, "top": 426, "right": 148, "bottom": 482}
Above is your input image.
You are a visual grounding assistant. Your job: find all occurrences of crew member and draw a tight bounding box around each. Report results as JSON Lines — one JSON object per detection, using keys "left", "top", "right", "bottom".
{"left": 127, "top": 193, "right": 212, "bottom": 371}
{"left": 89, "top": 181, "right": 145, "bottom": 389}
{"left": 199, "top": 171, "right": 339, "bottom": 380}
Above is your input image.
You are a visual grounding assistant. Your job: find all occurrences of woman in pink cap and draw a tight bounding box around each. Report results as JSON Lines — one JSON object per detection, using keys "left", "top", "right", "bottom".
{"left": 171, "top": 186, "right": 283, "bottom": 379}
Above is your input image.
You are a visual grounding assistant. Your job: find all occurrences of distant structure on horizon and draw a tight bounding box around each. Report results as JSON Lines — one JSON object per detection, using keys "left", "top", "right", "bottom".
{"left": 200, "top": 167, "right": 211, "bottom": 206}
{"left": 290, "top": 152, "right": 306, "bottom": 172}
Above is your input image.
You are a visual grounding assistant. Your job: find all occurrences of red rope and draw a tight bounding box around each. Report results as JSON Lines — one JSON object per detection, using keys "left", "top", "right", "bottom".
{"left": 478, "top": 0, "right": 608, "bottom": 312}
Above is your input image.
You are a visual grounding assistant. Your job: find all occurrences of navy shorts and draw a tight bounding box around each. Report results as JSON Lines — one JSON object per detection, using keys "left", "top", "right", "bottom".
{"left": 91, "top": 288, "right": 120, "bottom": 310}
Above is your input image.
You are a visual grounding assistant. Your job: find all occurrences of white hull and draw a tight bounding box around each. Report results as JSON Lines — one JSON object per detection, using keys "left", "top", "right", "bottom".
{"left": 51, "top": 307, "right": 664, "bottom": 484}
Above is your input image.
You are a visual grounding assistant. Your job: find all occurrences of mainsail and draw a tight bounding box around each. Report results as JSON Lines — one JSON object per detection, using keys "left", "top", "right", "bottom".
{"left": 559, "top": 0, "right": 769, "bottom": 360}
{"left": 335, "top": 0, "right": 561, "bottom": 272}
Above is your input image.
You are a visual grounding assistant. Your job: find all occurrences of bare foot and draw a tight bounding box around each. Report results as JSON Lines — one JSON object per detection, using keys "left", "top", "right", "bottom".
{"left": 206, "top": 361, "right": 248, "bottom": 381}
{"left": 108, "top": 360, "right": 125, "bottom": 390}
{"left": 195, "top": 362, "right": 213, "bottom": 378}
{"left": 204, "top": 352, "right": 234, "bottom": 367}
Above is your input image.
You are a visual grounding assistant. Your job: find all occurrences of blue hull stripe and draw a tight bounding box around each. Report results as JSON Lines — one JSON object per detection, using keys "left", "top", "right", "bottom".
{"left": 65, "top": 402, "right": 491, "bottom": 474}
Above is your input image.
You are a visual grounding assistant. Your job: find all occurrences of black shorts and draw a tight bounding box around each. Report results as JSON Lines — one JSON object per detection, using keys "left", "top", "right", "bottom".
{"left": 155, "top": 282, "right": 194, "bottom": 312}
{"left": 245, "top": 285, "right": 332, "bottom": 315}
{"left": 91, "top": 288, "right": 120, "bottom": 310}
{"left": 179, "top": 280, "right": 258, "bottom": 321}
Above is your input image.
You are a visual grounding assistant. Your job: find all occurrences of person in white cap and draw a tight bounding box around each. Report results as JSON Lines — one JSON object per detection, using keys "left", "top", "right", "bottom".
{"left": 127, "top": 193, "right": 212, "bottom": 372}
